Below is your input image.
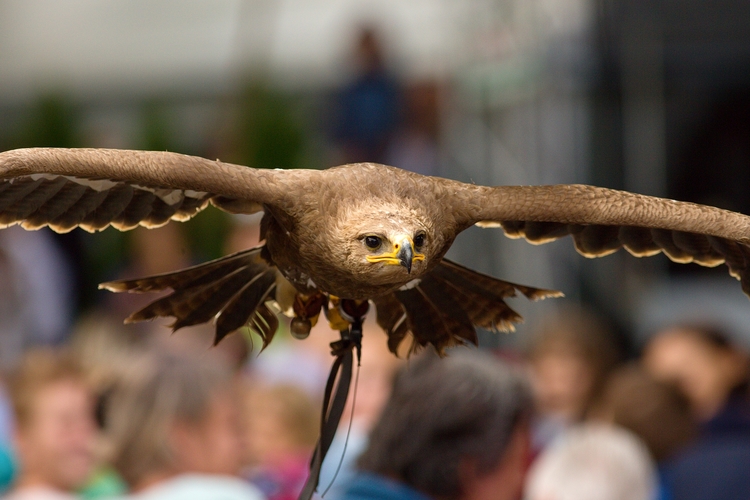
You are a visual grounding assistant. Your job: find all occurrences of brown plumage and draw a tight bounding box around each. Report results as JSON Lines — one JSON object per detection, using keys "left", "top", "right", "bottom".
{"left": 1, "top": 147, "right": 750, "bottom": 354}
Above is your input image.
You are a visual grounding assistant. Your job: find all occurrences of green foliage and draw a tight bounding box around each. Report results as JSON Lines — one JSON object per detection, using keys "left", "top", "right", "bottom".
{"left": 140, "top": 99, "right": 173, "bottom": 152}
{"left": 236, "top": 85, "right": 305, "bottom": 169}
{"left": 17, "top": 94, "right": 81, "bottom": 148}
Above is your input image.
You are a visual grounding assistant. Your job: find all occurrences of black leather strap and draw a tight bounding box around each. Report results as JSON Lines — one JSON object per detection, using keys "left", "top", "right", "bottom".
{"left": 298, "top": 320, "right": 362, "bottom": 500}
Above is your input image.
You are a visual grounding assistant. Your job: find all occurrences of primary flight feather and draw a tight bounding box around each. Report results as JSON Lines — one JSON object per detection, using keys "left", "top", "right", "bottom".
{"left": 1, "top": 147, "right": 750, "bottom": 354}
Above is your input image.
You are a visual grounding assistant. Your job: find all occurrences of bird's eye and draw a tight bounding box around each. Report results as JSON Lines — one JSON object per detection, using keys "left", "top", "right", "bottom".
{"left": 414, "top": 233, "right": 425, "bottom": 248}
{"left": 364, "top": 235, "right": 382, "bottom": 249}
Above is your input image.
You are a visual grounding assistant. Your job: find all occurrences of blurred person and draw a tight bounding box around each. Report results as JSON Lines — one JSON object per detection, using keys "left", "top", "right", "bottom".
{"left": 591, "top": 364, "right": 697, "bottom": 500}
{"left": 67, "top": 312, "right": 149, "bottom": 397}
{"left": 386, "top": 82, "right": 441, "bottom": 177}
{"left": 0, "top": 381, "right": 15, "bottom": 493}
{"left": 344, "top": 350, "right": 532, "bottom": 500}
{"left": 242, "top": 384, "right": 318, "bottom": 500}
{"left": 643, "top": 324, "right": 750, "bottom": 500}
{"left": 593, "top": 363, "right": 696, "bottom": 463}
{"left": 643, "top": 324, "right": 749, "bottom": 421}
{"left": 0, "top": 443, "right": 15, "bottom": 495}
{"left": 245, "top": 314, "right": 402, "bottom": 499}
{"left": 0, "top": 227, "right": 74, "bottom": 371}
{"left": 333, "top": 27, "right": 402, "bottom": 164}
{"left": 67, "top": 312, "right": 251, "bottom": 497}
{"left": 105, "top": 351, "right": 263, "bottom": 500}
{"left": 5, "top": 349, "right": 97, "bottom": 499}
{"left": 524, "top": 424, "right": 657, "bottom": 500}
{"left": 524, "top": 306, "right": 621, "bottom": 451}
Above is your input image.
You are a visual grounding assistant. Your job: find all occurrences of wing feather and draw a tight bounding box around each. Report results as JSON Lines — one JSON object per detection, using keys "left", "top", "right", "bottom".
{"left": 0, "top": 148, "right": 300, "bottom": 232}
{"left": 47, "top": 188, "right": 111, "bottom": 233}
{"left": 0, "top": 177, "right": 67, "bottom": 224}
{"left": 455, "top": 184, "right": 750, "bottom": 297}
{"left": 24, "top": 183, "right": 92, "bottom": 230}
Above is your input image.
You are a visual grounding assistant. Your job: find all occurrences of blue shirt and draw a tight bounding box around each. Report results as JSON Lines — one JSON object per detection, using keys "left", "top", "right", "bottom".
{"left": 340, "top": 473, "right": 432, "bottom": 500}
{"left": 663, "top": 395, "right": 750, "bottom": 500}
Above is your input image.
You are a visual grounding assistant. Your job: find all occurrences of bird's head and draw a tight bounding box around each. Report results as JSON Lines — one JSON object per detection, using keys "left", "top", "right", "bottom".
{"left": 360, "top": 230, "right": 426, "bottom": 274}
{"left": 331, "top": 203, "right": 446, "bottom": 287}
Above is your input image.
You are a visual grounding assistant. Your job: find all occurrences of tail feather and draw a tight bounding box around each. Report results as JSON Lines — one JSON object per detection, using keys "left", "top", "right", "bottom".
{"left": 376, "top": 258, "right": 563, "bottom": 356}
{"left": 436, "top": 275, "right": 522, "bottom": 331}
{"left": 214, "top": 271, "right": 277, "bottom": 345}
{"left": 395, "top": 284, "right": 476, "bottom": 357}
{"left": 250, "top": 304, "right": 280, "bottom": 350}
{"left": 170, "top": 267, "right": 264, "bottom": 330}
{"left": 106, "top": 245, "right": 279, "bottom": 346}
{"left": 414, "top": 274, "right": 477, "bottom": 345}
{"left": 100, "top": 247, "right": 264, "bottom": 293}
{"left": 372, "top": 294, "right": 410, "bottom": 355}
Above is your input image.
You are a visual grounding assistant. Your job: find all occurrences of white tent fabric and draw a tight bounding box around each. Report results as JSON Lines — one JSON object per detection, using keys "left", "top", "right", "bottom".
{"left": 0, "top": 0, "right": 466, "bottom": 100}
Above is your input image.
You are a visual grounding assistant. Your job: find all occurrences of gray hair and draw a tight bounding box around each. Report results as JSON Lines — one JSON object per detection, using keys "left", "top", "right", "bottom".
{"left": 525, "top": 423, "right": 657, "bottom": 500}
{"left": 104, "top": 350, "right": 233, "bottom": 487}
{"left": 358, "top": 349, "right": 532, "bottom": 499}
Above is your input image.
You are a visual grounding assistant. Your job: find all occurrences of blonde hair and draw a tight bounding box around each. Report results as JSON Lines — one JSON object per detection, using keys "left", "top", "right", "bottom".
{"left": 7, "top": 348, "right": 88, "bottom": 430}
{"left": 104, "top": 351, "right": 232, "bottom": 486}
{"left": 248, "top": 384, "right": 319, "bottom": 448}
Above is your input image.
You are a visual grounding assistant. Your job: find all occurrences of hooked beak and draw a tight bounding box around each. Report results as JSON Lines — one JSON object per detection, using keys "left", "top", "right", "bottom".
{"left": 366, "top": 235, "right": 425, "bottom": 272}
{"left": 397, "top": 240, "right": 414, "bottom": 273}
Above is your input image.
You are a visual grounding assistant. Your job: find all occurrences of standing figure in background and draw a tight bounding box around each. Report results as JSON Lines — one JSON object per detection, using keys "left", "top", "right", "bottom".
{"left": 333, "top": 27, "right": 402, "bottom": 165}
{"left": 386, "top": 83, "right": 441, "bottom": 177}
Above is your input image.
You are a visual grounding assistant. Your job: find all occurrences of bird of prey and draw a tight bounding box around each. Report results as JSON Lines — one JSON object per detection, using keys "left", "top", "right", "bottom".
{"left": 1, "top": 147, "right": 750, "bottom": 355}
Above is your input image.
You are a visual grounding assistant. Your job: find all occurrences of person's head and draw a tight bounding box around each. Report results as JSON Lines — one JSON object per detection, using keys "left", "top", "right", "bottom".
{"left": 358, "top": 350, "right": 532, "bottom": 500}
{"left": 592, "top": 364, "right": 696, "bottom": 462}
{"left": 8, "top": 349, "right": 96, "bottom": 492}
{"left": 526, "top": 306, "right": 620, "bottom": 421}
{"left": 525, "top": 424, "right": 656, "bottom": 500}
{"left": 643, "top": 324, "right": 749, "bottom": 420}
{"left": 355, "top": 27, "right": 385, "bottom": 73}
{"left": 242, "top": 384, "right": 319, "bottom": 467}
{"left": 106, "top": 351, "right": 242, "bottom": 489}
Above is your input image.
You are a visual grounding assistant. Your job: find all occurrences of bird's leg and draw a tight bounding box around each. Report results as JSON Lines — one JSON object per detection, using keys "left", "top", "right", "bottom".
{"left": 290, "top": 292, "right": 326, "bottom": 339}
{"left": 328, "top": 299, "right": 368, "bottom": 363}
{"left": 338, "top": 299, "right": 369, "bottom": 363}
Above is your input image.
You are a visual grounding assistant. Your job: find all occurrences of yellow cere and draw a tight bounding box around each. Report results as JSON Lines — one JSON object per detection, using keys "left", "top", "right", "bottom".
{"left": 365, "top": 235, "right": 426, "bottom": 265}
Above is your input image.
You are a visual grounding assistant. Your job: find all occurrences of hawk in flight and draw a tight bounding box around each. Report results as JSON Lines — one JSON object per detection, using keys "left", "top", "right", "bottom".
{"left": 1, "top": 148, "right": 749, "bottom": 354}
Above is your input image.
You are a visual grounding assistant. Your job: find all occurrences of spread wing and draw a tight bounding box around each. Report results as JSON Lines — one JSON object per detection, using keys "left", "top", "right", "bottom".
{"left": 0, "top": 148, "right": 294, "bottom": 232}
{"left": 451, "top": 183, "right": 750, "bottom": 295}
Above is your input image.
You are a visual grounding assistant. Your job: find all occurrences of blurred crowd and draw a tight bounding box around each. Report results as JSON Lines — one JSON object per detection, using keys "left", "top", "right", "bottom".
{"left": 1, "top": 25, "right": 750, "bottom": 500}
{"left": 1, "top": 302, "right": 749, "bottom": 500}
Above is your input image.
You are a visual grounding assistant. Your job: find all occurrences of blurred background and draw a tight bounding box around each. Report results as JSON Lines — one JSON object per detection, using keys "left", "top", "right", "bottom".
{"left": 2, "top": 0, "right": 750, "bottom": 350}
{"left": 0, "top": 1, "right": 749, "bottom": 499}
